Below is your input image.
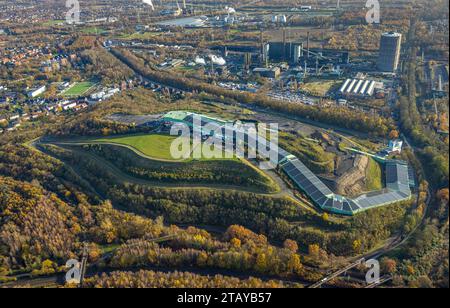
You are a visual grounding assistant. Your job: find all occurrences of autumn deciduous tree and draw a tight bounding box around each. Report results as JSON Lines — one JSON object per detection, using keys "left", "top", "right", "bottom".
{"left": 283, "top": 239, "right": 298, "bottom": 253}
{"left": 436, "top": 188, "right": 449, "bottom": 219}
{"left": 197, "top": 251, "right": 208, "bottom": 267}
{"left": 230, "top": 238, "right": 241, "bottom": 249}
{"left": 88, "top": 243, "right": 102, "bottom": 262}
{"left": 287, "top": 254, "right": 303, "bottom": 275}
{"left": 32, "top": 259, "right": 57, "bottom": 276}
{"left": 255, "top": 253, "right": 267, "bottom": 273}
{"left": 85, "top": 270, "right": 288, "bottom": 288}
{"left": 308, "top": 244, "right": 320, "bottom": 258}
{"left": 389, "top": 129, "right": 400, "bottom": 140}
{"left": 380, "top": 258, "right": 397, "bottom": 274}
{"left": 353, "top": 240, "right": 362, "bottom": 254}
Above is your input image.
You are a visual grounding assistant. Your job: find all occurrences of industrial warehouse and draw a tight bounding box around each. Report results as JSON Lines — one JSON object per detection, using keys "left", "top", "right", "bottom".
{"left": 339, "top": 78, "right": 384, "bottom": 97}
{"left": 159, "top": 111, "right": 414, "bottom": 216}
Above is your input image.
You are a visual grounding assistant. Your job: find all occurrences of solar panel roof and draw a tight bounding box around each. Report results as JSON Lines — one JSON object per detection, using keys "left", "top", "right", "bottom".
{"left": 280, "top": 156, "right": 412, "bottom": 215}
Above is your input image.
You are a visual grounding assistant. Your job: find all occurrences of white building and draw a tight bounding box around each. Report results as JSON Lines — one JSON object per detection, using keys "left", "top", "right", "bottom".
{"left": 9, "top": 114, "right": 20, "bottom": 121}
{"left": 388, "top": 140, "right": 403, "bottom": 154}
{"left": 27, "top": 85, "right": 47, "bottom": 98}
{"left": 339, "top": 78, "right": 384, "bottom": 97}
{"left": 61, "top": 101, "right": 77, "bottom": 111}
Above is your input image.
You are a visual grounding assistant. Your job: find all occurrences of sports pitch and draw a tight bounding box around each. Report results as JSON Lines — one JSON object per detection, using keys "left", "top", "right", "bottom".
{"left": 61, "top": 82, "right": 96, "bottom": 97}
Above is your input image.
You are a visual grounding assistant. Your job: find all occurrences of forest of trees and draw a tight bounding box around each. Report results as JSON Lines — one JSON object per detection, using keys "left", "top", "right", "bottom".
{"left": 278, "top": 131, "right": 335, "bottom": 174}
{"left": 105, "top": 225, "right": 307, "bottom": 281}
{"left": 398, "top": 19, "right": 449, "bottom": 188}
{"left": 85, "top": 270, "right": 288, "bottom": 288}
{"left": 80, "top": 47, "right": 134, "bottom": 85}
{"left": 0, "top": 177, "right": 79, "bottom": 274}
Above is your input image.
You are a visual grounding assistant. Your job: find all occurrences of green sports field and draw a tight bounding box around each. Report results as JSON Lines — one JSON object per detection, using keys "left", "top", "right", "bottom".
{"left": 62, "top": 82, "right": 96, "bottom": 97}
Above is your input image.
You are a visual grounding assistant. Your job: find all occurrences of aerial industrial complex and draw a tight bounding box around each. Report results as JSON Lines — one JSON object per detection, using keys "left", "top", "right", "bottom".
{"left": 0, "top": 0, "right": 448, "bottom": 290}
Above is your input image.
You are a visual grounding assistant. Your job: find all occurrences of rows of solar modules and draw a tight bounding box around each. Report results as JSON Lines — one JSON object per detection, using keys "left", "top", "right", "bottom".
{"left": 279, "top": 156, "right": 413, "bottom": 215}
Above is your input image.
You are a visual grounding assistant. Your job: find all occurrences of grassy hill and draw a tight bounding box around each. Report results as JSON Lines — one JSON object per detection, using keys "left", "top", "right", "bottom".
{"left": 78, "top": 143, "right": 279, "bottom": 193}
{"left": 92, "top": 134, "right": 183, "bottom": 161}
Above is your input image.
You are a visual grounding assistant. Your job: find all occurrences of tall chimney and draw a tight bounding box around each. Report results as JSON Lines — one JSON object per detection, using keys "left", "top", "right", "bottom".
{"left": 306, "top": 31, "right": 310, "bottom": 59}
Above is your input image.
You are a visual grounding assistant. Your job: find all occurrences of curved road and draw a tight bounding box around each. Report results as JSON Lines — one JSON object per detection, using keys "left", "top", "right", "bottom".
{"left": 33, "top": 139, "right": 306, "bottom": 199}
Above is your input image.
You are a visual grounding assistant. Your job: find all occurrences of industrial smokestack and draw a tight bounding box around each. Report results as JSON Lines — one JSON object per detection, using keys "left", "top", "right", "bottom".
{"left": 260, "top": 30, "right": 264, "bottom": 63}
{"left": 306, "top": 31, "right": 310, "bottom": 59}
